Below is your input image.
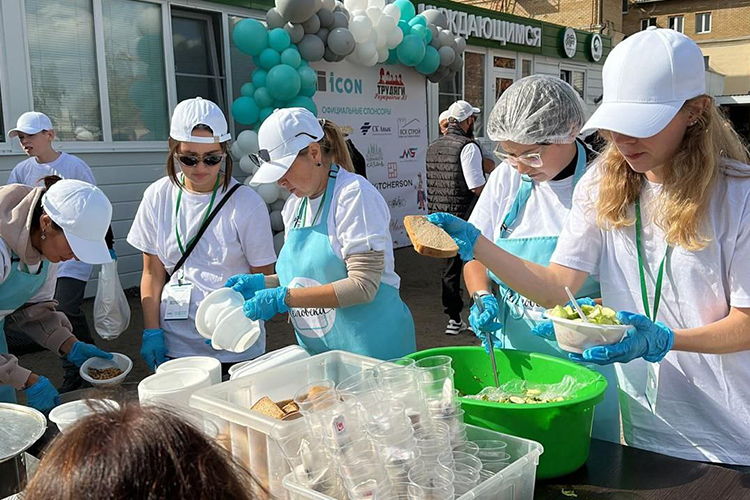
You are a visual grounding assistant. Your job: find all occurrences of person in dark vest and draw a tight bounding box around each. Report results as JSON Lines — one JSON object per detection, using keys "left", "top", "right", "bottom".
{"left": 426, "top": 100, "right": 486, "bottom": 335}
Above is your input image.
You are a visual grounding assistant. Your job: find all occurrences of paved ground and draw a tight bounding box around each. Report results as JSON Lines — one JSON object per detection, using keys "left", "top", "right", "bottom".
{"left": 15, "top": 247, "right": 482, "bottom": 398}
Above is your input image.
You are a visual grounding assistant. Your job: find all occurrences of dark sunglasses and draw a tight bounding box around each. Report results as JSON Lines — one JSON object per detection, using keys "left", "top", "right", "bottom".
{"left": 250, "top": 132, "right": 320, "bottom": 167}
{"left": 174, "top": 153, "right": 226, "bottom": 167}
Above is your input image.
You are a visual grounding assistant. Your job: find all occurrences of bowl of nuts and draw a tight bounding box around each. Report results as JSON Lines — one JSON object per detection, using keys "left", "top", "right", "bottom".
{"left": 80, "top": 352, "right": 132, "bottom": 388}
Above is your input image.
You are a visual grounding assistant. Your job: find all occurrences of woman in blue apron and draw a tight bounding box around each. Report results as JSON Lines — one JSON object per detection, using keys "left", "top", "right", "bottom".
{"left": 0, "top": 177, "right": 113, "bottom": 412}
{"left": 462, "top": 76, "right": 621, "bottom": 443}
{"left": 225, "top": 108, "right": 416, "bottom": 360}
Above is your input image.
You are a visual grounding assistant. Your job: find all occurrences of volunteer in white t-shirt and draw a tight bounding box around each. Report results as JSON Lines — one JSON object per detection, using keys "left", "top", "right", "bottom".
{"left": 127, "top": 98, "right": 276, "bottom": 372}
{"left": 225, "top": 108, "right": 416, "bottom": 360}
{"left": 6, "top": 111, "right": 104, "bottom": 392}
{"left": 429, "top": 28, "right": 750, "bottom": 466}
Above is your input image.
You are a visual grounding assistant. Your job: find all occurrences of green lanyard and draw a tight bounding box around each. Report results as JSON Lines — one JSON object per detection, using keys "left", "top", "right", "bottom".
{"left": 174, "top": 175, "right": 220, "bottom": 254}
{"left": 635, "top": 198, "right": 671, "bottom": 321}
{"left": 294, "top": 190, "right": 327, "bottom": 229}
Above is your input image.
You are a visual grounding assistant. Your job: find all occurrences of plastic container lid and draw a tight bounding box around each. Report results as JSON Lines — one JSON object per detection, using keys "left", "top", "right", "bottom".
{"left": 48, "top": 399, "right": 120, "bottom": 433}
{"left": 0, "top": 403, "right": 46, "bottom": 462}
{"left": 79, "top": 352, "right": 133, "bottom": 388}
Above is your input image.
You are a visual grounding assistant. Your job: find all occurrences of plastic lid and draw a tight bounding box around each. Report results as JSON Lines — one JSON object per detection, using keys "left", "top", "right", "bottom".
{"left": 0, "top": 403, "right": 47, "bottom": 461}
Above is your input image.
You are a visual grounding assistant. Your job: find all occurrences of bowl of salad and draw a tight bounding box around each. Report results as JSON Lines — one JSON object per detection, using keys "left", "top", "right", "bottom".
{"left": 544, "top": 304, "right": 629, "bottom": 354}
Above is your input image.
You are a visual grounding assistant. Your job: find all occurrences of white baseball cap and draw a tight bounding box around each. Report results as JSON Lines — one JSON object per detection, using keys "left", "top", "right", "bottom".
{"left": 581, "top": 27, "right": 706, "bottom": 138}
{"left": 8, "top": 112, "right": 53, "bottom": 137}
{"left": 448, "top": 100, "right": 480, "bottom": 122}
{"left": 170, "top": 97, "right": 231, "bottom": 143}
{"left": 42, "top": 180, "right": 113, "bottom": 265}
{"left": 438, "top": 110, "right": 450, "bottom": 123}
{"left": 251, "top": 107, "right": 324, "bottom": 186}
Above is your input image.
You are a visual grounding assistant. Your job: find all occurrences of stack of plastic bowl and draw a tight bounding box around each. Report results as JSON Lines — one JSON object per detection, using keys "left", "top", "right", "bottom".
{"left": 156, "top": 356, "right": 222, "bottom": 385}
{"left": 195, "top": 288, "right": 261, "bottom": 353}
{"left": 49, "top": 399, "right": 120, "bottom": 433}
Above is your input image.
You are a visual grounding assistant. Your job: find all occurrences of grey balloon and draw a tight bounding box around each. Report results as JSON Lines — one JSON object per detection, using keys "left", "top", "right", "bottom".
{"left": 455, "top": 36, "right": 466, "bottom": 54}
{"left": 438, "top": 29, "right": 453, "bottom": 47}
{"left": 439, "top": 46, "right": 456, "bottom": 66}
{"left": 298, "top": 34, "right": 326, "bottom": 61}
{"left": 427, "top": 72, "right": 443, "bottom": 83}
{"left": 323, "top": 47, "right": 338, "bottom": 62}
{"left": 430, "top": 33, "right": 441, "bottom": 49}
{"left": 322, "top": 0, "right": 336, "bottom": 10}
{"left": 449, "top": 54, "right": 463, "bottom": 72}
{"left": 331, "top": 11, "right": 349, "bottom": 29}
{"left": 284, "top": 22, "right": 305, "bottom": 43}
{"left": 318, "top": 8, "right": 334, "bottom": 29}
{"left": 317, "top": 27, "right": 330, "bottom": 44}
{"left": 266, "top": 8, "right": 286, "bottom": 29}
{"left": 303, "top": 13, "right": 321, "bottom": 34}
{"left": 420, "top": 8, "right": 448, "bottom": 30}
{"left": 276, "top": 0, "right": 318, "bottom": 24}
{"left": 334, "top": 0, "right": 344, "bottom": 11}
{"left": 327, "top": 27, "right": 356, "bottom": 56}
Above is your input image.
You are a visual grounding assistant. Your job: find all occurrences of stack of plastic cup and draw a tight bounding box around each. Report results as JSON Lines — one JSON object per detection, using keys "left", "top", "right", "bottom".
{"left": 375, "top": 359, "right": 430, "bottom": 427}
{"left": 365, "top": 401, "right": 420, "bottom": 483}
{"left": 438, "top": 451, "right": 483, "bottom": 496}
{"left": 407, "top": 462, "right": 455, "bottom": 500}
{"left": 339, "top": 460, "right": 391, "bottom": 499}
{"left": 415, "top": 356, "right": 456, "bottom": 414}
{"left": 474, "top": 440, "right": 511, "bottom": 480}
{"left": 413, "top": 421, "right": 452, "bottom": 467}
{"left": 379, "top": 482, "right": 425, "bottom": 500}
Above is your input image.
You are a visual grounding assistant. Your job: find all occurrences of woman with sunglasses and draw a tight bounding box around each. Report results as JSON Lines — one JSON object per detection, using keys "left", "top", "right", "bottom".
{"left": 127, "top": 98, "right": 276, "bottom": 372}
{"left": 225, "top": 107, "right": 416, "bottom": 360}
{"left": 463, "top": 75, "right": 620, "bottom": 442}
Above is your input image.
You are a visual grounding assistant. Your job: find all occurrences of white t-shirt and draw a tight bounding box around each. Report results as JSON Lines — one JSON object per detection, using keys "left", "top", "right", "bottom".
{"left": 127, "top": 177, "right": 277, "bottom": 362}
{"left": 551, "top": 162, "right": 750, "bottom": 465}
{"left": 281, "top": 167, "right": 401, "bottom": 289}
{"left": 0, "top": 238, "right": 58, "bottom": 320}
{"left": 7, "top": 152, "right": 96, "bottom": 282}
{"left": 460, "top": 143, "right": 485, "bottom": 190}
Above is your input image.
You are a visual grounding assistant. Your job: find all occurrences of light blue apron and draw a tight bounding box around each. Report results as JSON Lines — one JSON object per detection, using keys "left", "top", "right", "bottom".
{"left": 277, "top": 165, "right": 416, "bottom": 360}
{"left": 0, "top": 255, "right": 50, "bottom": 403}
{"left": 488, "top": 141, "right": 621, "bottom": 443}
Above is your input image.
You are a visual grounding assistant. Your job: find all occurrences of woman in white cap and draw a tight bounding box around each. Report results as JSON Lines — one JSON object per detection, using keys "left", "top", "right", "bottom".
{"left": 127, "top": 98, "right": 276, "bottom": 373}
{"left": 463, "top": 75, "right": 620, "bottom": 443}
{"left": 0, "top": 177, "right": 114, "bottom": 412}
{"left": 225, "top": 108, "right": 416, "bottom": 360}
{"left": 429, "top": 28, "right": 750, "bottom": 466}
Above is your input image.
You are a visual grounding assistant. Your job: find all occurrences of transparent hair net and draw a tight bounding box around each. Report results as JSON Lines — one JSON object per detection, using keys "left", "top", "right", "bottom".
{"left": 486, "top": 75, "right": 586, "bottom": 145}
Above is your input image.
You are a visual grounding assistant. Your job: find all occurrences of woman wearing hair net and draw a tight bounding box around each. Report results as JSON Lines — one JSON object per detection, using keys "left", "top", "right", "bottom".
{"left": 463, "top": 75, "right": 620, "bottom": 442}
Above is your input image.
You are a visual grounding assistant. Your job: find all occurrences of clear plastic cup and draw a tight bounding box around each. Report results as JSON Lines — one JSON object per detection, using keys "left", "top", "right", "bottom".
{"left": 474, "top": 439, "right": 508, "bottom": 455}
{"left": 452, "top": 441, "right": 479, "bottom": 455}
{"left": 431, "top": 408, "right": 465, "bottom": 432}
{"left": 337, "top": 369, "right": 381, "bottom": 395}
{"left": 340, "top": 461, "right": 390, "bottom": 498}
{"left": 365, "top": 400, "right": 413, "bottom": 436}
{"left": 308, "top": 392, "right": 364, "bottom": 445}
{"left": 271, "top": 421, "right": 333, "bottom": 485}
{"left": 428, "top": 391, "right": 461, "bottom": 418}
{"left": 408, "top": 462, "right": 455, "bottom": 500}
{"left": 293, "top": 380, "right": 337, "bottom": 414}
{"left": 375, "top": 357, "right": 416, "bottom": 376}
{"left": 415, "top": 355, "right": 453, "bottom": 370}
{"left": 383, "top": 447, "right": 421, "bottom": 483}
{"left": 382, "top": 482, "right": 425, "bottom": 500}
{"left": 328, "top": 435, "right": 379, "bottom": 465}
{"left": 479, "top": 452, "right": 512, "bottom": 473}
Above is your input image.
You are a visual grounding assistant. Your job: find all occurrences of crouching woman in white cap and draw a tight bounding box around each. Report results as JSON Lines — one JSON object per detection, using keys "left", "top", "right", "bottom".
{"left": 127, "top": 98, "right": 276, "bottom": 373}
{"left": 0, "top": 177, "right": 114, "bottom": 411}
{"left": 226, "top": 108, "right": 416, "bottom": 360}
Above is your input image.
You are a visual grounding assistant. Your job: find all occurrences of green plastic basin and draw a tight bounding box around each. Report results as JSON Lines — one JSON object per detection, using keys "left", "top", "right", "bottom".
{"left": 408, "top": 346, "right": 607, "bottom": 479}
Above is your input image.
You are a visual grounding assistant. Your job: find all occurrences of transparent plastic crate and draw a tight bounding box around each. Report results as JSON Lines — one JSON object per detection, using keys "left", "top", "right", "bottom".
{"left": 283, "top": 425, "right": 543, "bottom": 500}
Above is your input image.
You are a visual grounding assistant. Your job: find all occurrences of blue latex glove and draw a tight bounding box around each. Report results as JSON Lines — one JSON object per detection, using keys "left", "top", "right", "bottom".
{"left": 24, "top": 376, "right": 60, "bottom": 413}
{"left": 243, "top": 287, "right": 289, "bottom": 322}
{"left": 531, "top": 298, "right": 597, "bottom": 340}
{"left": 225, "top": 273, "right": 266, "bottom": 300}
{"left": 425, "top": 213, "right": 481, "bottom": 261}
{"left": 109, "top": 248, "right": 117, "bottom": 261}
{"left": 469, "top": 294, "right": 503, "bottom": 353}
{"left": 66, "top": 341, "right": 113, "bottom": 367}
{"left": 569, "top": 311, "right": 674, "bottom": 365}
{"left": 141, "top": 329, "right": 168, "bottom": 371}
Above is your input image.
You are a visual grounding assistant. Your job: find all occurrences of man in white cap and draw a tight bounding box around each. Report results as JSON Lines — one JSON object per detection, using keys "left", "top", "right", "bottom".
{"left": 426, "top": 100, "right": 486, "bottom": 335}
{"left": 6, "top": 111, "right": 105, "bottom": 393}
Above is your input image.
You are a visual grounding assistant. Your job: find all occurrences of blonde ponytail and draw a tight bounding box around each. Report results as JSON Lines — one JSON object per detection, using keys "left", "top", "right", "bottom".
{"left": 318, "top": 119, "right": 354, "bottom": 172}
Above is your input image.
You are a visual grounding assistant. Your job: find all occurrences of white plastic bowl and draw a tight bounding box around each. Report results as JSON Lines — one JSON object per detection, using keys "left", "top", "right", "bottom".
{"left": 196, "top": 288, "right": 245, "bottom": 339}
{"left": 138, "top": 367, "right": 211, "bottom": 409}
{"left": 49, "top": 399, "right": 120, "bottom": 433}
{"left": 212, "top": 308, "right": 261, "bottom": 353}
{"left": 80, "top": 352, "right": 132, "bottom": 388}
{"left": 546, "top": 312, "right": 630, "bottom": 354}
{"left": 157, "top": 356, "right": 222, "bottom": 386}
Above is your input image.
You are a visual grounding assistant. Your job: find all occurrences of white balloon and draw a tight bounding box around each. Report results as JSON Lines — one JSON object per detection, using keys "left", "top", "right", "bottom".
{"left": 243, "top": 175, "right": 254, "bottom": 186}
{"left": 230, "top": 141, "right": 244, "bottom": 160}
{"left": 236, "top": 130, "right": 259, "bottom": 155}
{"left": 366, "top": 29, "right": 377, "bottom": 45}
{"left": 386, "top": 26, "right": 403, "bottom": 48}
{"left": 345, "top": 0, "right": 368, "bottom": 12}
{"left": 346, "top": 51, "right": 361, "bottom": 65}
{"left": 366, "top": 6, "right": 382, "bottom": 24}
{"left": 279, "top": 187, "right": 291, "bottom": 200}
{"left": 270, "top": 199, "right": 286, "bottom": 211}
{"left": 269, "top": 210, "right": 284, "bottom": 232}
{"left": 239, "top": 155, "right": 255, "bottom": 174}
{"left": 365, "top": 51, "right": 379, "bottom": 67}
{"left": 376, "top": 45, "right": 389, "bottom": 62}
{"left": 256, "top": 183, "right": 280, "bottom": 204}
{"left": 351, "top": 9, "right": 366, "bottom": 17}
{"left": 349, "top": 15, "right": 373, "bottom": 43}
{"left": 368, "top": 0, "right": 385, "bottom": 8}
{"left": 377, "top": 13, "right": 396, "bottom": 33}
{"left": 322, "top": 0, "right": 336, "bottom": 10}
{"left": 375, "top": 27, "right": 388, "bottom": 48}
{"left": 356, "top": 40, "right": 376, "bottom": 61}
{"left": 273, "top": 232, "right": 285, "bottom": 255}
{"left": 383, "top": 3, "right": 400, "bottom": 19}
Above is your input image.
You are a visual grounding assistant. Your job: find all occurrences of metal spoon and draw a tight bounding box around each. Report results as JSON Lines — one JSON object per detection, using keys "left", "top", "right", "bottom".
{"left": 473, "top": 292, "right": 500, "bottom": 387}
{"left": 565, "top": 286, "right": 590, "bottom": 323}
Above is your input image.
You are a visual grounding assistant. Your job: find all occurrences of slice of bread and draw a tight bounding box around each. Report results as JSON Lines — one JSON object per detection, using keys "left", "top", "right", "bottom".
{"left": 250, "top": 396, "right": 286, "bottom": 420}
{"left": 404, "top": 215, "right": 458, "bottom": 258}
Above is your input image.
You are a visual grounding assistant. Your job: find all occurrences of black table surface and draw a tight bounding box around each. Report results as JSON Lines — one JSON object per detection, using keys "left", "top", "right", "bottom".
{"left": 535, "top": 439, "right": 750, "bottom": 500}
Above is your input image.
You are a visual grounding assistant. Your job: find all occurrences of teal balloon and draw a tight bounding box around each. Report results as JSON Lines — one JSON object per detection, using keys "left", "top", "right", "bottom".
{"left": 281, "top": 48, "right": 302, "bottom": 68}
{"left": 240, "top": 82, "right": 256, "bottom": 97}
{"left": 259, "top": 106, "right": 274, "bottom": 123}
{"left": 273, "top": 100, "right": 287, "bottom": 108}
{"left": 254, "top": 87, "right": 274, "bottom": 108}
{"left": 298, "top": 65, "right": 318, "bottom": 90}
{"left": 268, "top": 28, "right": 291, "bottom": 52}
{"left": 424, "top": 27, "right": 433, "bottom": 44}
{"left": 232, "top": 97, "right": 260, "bottom": 125}
{"left": 408, "top": 16, "right": 426, "bottom": 27}
{"left": 266, "top": 64, "right": 301, "bottom": 101}
{"left": 252, "top": 69, "right": 268, "bottom": 88}
{"left": 394, "top": 0, "right": 416, "bottom": 21}
{"left": 299, "top": 60, "right": 308, "bottom": 66}
{"left": 396, "top": 34, "right": 426, "bottom": 66}
{"left": 398, "top": 20, "right": 410, "bottom": 37}
{"left": 233, "top": 19, "right": 268, "bottom": 56}
{"left": 287, "top": 96, "right": 318, "bottom": 116}
{"left": 386, "top": 49, "right": 398, "bottom": 65}
{"left": 299, "top": 85, "right": 316, "bottom": 97}
{"left": 410, "top": 24, "right": 427, "bottom": 40}
{"left": 259, "top": 48, "right": 281, "bottom": 70}
{"left": 416, "top": 45, "right": 440, "bottom": 75}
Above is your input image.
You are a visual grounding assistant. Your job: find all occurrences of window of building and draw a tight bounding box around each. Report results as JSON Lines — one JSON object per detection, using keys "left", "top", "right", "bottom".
{"left": 560, "top": 68, "right": 585, "bottom": 100}
{"left": 704, "top": 56, "right": 710, "bottom": 69}
{"left": 696, "top": 12, "right": 711, "bottom": 34}
{"left": 641, "top": 18, "right": 657, "bottom": 30}
{"left": 464, "top": 52, "right": 485, "bottom": 137}
{"left": 26, "top": 0, "right": 102, "bottom": 141}
{"left": 438, "top": 71, "right": 461, "bottom": 123}
{"left": 622, "top": 0, "right": 629, "bottom": 14}
{"left": 668, "top": 15, "right": 684, "bottom": 33}
{"left": 521, "top": 59, "right": 532, "bottom": 79}
{"left": 102, "top": 0, "right": 169, "bottom": 141}
{"left": 493, "top": 56, "right": 515, "bottom": 70}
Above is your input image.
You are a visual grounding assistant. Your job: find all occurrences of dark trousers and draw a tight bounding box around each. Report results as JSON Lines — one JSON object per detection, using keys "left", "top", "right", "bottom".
{"left": 441, "top": 255, "right": 464, "bottom": 321}
{"left": 56, "top": 278, "right": 96, "bottom": 377}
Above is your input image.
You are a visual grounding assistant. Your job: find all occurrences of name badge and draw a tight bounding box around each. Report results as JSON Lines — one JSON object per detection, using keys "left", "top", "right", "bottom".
{"left": 164, "top": 282, "right": 193, "bottom": 321}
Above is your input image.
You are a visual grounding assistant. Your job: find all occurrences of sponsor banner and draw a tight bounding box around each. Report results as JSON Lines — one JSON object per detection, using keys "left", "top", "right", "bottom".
{"left": 312, "top": 60, "right": 428, "bottom": 247}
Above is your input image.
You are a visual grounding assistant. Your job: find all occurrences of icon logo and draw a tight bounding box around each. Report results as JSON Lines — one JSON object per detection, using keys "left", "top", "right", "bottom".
{"left": 376, "top": 68, "right": 406, "bottom": 101}
{"left": 400, "top": 148, "right": 418, "bottom": 160}
{"left": 360, "top": 122, "right": 392, "bottom": 136}
{"left": 388, "top": 162, "right": 398, "bottom": 179}
{"left": 397, "top": 118, "right": 421, "bottom": 138}
{"left": 365, "top": 143, "right": 384, "bottom": 169}
{"left": 317, "top": 70, "right": 363, "bottom": 94}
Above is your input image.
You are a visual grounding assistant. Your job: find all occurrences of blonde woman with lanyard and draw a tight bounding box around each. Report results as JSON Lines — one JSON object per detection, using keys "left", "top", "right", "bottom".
{"left": 464, "top": 75, "right": 620, "bottom": 443}
{"left": 429, "top": 28, "right": 750, "bottom": 467}
{"left": 127, "top": 98, "right": 276, "bottom": 372}
{"left": 226, "top": 108, "right": 416, "bottom": 359}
